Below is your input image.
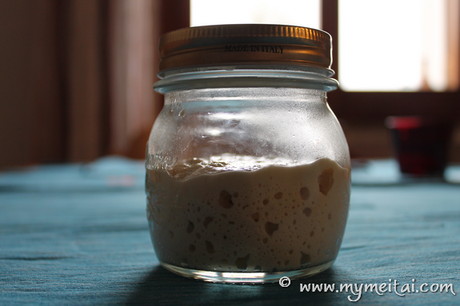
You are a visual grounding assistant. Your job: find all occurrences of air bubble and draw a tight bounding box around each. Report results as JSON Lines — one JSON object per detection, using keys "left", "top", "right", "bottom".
{"left": 274, "top": 192, "right": 283, "bottom": 199}
{"left": 265, "top": 222, "right": 279, "bottom": 236}
{"left": 318, "top": 167, "right": 334, "bottom": 195}
{"left": 235, "top": 254, "right": 250, "bottom": 270}
{"left": 203, "top": 216, "right": 213, "bottom": 228}
{"left": 303, "top": 207, "right": 312, "bottom": 217}
{"left": 300, "top": 187, "right": 310, "bottom": 200}
{"left": 205, "top": 241, "right": 215, "bottom": 254}
{"left": 251, "top": 213, "right": 260, "bottom": 222}
{"left": 300, "top": 252, "right": 311, "bottom": 266}
{"left": 219, "top": 190, "right": 234, "bottom": 208}
{"left": 186, "top": 221, "right": 194, "bottom": 233}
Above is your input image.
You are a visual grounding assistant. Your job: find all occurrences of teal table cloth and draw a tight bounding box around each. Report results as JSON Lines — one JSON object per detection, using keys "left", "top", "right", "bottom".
{"left": 1, "top": 157, "right": 459, "bottom": 305}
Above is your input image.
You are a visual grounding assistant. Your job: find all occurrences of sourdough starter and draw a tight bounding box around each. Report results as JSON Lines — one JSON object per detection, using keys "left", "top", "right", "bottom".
{"left": 146, "top": 157, "right": 350, "bottom": 272}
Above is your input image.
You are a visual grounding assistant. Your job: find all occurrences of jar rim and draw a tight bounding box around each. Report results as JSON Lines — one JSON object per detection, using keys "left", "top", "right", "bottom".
{"left": 154, "top": 68, "right": 339, "bottom": 93}
{"left": 158, "top": 24, "right": 333, "bottom": 73}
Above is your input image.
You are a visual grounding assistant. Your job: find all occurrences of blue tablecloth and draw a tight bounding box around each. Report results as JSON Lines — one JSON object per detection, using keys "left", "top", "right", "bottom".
{"left": 1, "top": 157, "right": 459, "bottom": 305}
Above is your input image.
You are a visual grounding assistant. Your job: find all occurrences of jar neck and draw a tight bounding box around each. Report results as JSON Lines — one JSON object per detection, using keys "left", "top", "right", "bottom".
{"left": 154, "top": 65, "right": 338, "bottom": 94}
{"left": 163, "top": 87, "right": 328, "bottom": 105}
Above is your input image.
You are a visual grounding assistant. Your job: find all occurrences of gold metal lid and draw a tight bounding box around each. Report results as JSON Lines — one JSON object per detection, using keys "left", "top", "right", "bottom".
{"left": 158, "top": 24, "right": 333, "bottom": 73}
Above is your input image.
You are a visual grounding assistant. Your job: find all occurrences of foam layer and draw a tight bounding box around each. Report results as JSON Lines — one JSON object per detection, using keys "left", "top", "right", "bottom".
{"left": 146, "top": 157, "right": 350, "bottom": 272}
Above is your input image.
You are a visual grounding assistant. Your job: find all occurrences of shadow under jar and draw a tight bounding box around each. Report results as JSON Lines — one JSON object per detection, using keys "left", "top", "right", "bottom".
{"left": 145, "top": 24, "right": 351, "bottom": 284}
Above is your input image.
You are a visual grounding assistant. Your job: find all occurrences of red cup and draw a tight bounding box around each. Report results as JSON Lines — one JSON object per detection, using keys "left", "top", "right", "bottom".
{"left": 385, "top": 117, "right": 453, "bottom": 178}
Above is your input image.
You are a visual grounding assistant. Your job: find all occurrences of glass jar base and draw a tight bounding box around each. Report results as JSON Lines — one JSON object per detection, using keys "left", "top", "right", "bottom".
{"left": 160, "top": 260, "right": 335, "bottom": 284}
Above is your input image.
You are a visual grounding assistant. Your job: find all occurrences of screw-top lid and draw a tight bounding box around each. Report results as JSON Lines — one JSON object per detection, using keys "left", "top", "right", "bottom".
{"left": 158, "top": 24, "right": 333, "bottom": 73}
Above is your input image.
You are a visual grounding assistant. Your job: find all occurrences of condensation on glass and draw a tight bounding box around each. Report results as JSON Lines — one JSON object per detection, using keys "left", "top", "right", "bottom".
{"left": 145, "top": 24, "right": 351, "bottom": 283}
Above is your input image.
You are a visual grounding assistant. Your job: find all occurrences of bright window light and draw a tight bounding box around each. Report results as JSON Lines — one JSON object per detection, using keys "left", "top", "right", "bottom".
{"left": 191, "top": 0, "right": 459, "bottom": 92}
{"left": 339, "top": 0, "right": 458, "bottom": 92}
{"left": 190, "top": 0, "right": 321, "bottom": 29}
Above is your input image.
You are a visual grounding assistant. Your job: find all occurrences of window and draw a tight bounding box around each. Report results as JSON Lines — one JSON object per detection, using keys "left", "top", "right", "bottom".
{"left": 192, "top": 0, "right": 459, "bottom": 93}
{"left": 339, "top": 0, "right": 459, "bottom": 92}
{"left": 191, "top": 0, "right": 321, "bottom": 28}
{"left": 190, "top": 0, "right": 460, "bottom": 160}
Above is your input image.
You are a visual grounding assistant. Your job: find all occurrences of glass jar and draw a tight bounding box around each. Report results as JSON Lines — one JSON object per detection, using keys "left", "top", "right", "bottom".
{"left": 146, "top": 24, "right": 351, "bottom": 283}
